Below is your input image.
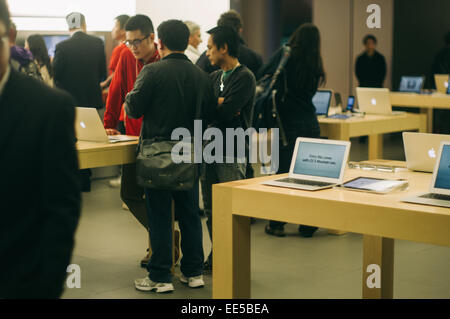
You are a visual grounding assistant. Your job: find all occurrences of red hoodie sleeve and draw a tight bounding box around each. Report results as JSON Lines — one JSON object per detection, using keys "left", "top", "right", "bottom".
{"left": 103, "top": 50, "right": 129, "bottom": 129}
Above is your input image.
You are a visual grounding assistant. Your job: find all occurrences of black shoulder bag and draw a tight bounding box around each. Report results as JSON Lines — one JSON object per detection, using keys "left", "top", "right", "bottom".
{"left": 135, "top": 96, "right": 201, "bottom": 191}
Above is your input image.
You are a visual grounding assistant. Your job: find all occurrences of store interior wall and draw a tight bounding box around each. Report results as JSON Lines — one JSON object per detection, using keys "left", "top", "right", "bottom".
{"left": 393, "top": 0, "right": 450, "bottom": 89}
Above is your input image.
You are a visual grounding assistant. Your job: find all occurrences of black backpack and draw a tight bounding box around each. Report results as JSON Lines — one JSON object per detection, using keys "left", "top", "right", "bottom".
{"left": 251, "top": 45, "right": 291, "bottom": 146}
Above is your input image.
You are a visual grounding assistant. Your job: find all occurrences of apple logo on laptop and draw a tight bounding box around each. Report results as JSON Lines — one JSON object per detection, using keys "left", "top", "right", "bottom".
{"left": 428, "top": 148, "right": 436, "bottom": 158}
{"left": 80, "top": 121, "right": 86, "bottom": 129}
{"left": 371, "top": 98, "right": 377, "bottom": 106}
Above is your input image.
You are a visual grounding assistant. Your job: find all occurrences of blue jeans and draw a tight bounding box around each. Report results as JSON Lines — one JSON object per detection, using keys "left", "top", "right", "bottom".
{"left": 201, "top": 161, "right": 246, "bottom": 263}
{"left": 144, "top": 187, "right": 204, "bottom": 283}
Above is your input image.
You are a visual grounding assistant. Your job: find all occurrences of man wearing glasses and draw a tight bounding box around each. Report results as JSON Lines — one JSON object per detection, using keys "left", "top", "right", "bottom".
{"left": 103, "top": 15, "right": 161, "bottom": 268}
{"left": 0, "top": 0, "right": 81, "bottom": 298}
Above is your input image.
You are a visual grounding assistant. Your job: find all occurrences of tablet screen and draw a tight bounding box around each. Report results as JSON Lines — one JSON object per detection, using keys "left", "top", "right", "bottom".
{"left": 342, "top": 177, "right": 405, "bottom": 192}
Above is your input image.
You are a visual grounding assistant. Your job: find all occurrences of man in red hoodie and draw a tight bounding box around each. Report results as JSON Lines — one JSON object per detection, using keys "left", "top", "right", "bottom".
{"left": 103, "top": 14, "right": 160, "bottom": 266}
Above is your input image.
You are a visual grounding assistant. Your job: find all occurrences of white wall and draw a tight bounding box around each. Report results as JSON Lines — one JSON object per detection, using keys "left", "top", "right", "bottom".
{"left": 135, "top": 0, "right": 230, "bottom": 53}
{"left": 8, "top": 0, "right": 135, "bottom": 31}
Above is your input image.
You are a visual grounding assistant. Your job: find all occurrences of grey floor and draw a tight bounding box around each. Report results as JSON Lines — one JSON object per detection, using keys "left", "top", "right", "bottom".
{"left": 62, "top": 133, "right": 450, "bottom": 299}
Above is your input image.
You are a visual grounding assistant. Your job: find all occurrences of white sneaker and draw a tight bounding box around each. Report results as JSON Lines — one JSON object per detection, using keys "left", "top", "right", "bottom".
{"left": 109, "top": 176, "right": 121, "bottom": 188}
{"left": 134, "top": 277, "right": 174, "bottom": 293}
{"left": 179, "top": 274, "right": 204, "bottom": 288}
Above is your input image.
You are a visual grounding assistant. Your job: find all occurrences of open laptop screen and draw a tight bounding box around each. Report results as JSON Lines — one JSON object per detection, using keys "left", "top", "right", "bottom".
{"left": 312, "top": 90, "right": 332, "bottom": 115}
{"left": 399, "top": 76, "right": 424, "bottom": 93}
{"left": 434, "top": 144, "right": 450, "bottom": 190}
{"left": 293, "top": 141, "right": 347, "bottom": 179}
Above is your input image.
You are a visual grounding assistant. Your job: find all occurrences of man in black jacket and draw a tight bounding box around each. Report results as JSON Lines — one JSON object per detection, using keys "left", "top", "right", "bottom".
{"left": 125, "top": 20, "right": 215, "bottom": 293}
{"left": 201, "top": 26, "right": 256, "bottom": 271}
{"left": 53, "top": 12, "right": 106, "bottom": 109}
{"left": 355, "top": 34, "right": 387, "bottom": 88}
{"left": 196, "top": 10, "right": 262, "bottom": 76}
{"left": 54, "top": 12, "right": 106, "bottom": 192}
{"left": 0, "top": 0, "right": 81, "bottom": 298}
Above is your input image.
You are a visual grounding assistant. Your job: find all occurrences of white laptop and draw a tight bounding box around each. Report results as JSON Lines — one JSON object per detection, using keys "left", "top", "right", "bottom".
{"left": 402, "top": 142, "right": 450, "bottom": 208}
{"left": 75, "top": 107, "right": 138, "bottom": 143}
{"left": 403, "top": 132, "right": 450, "bottom": 172}
{"left": 262, "top": 137, "right": 351, "bottom": 191}
{"left": 313, "top": 90, "right": 333, "bottom": 117}
{"left": 356, "top": 87, "right": 404, "bottom": 115}
{"left": 399, "top": 76, "right": 424, "bottom": 94}
{"left": 434, "top": 74, "right": 449, "bottom": 94}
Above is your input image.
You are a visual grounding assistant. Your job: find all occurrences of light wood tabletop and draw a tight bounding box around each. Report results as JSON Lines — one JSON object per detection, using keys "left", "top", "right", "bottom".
{"left": 76, "top": 140, "right": 138, "bottom": 169}
{"left": 390, "top": 92, "right": 450, "bottom": 132}
{"left": 319, "top": 113, "right": 426, "bottom": 160}
{"left": 212, "top": 167, "right": 450, "bottom": 299}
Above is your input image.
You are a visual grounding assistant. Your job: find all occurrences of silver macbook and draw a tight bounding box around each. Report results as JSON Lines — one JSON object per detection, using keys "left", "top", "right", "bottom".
{"left": 356, "top": 87, "right": 404, "bottom": 115}
{"left": 262, "top": 137, "right": 351, "bottom": 191}
{"left": 434, "top": 74, "right": 449, "bottom": 94}
{"left": 313, "top": 90, "right": 333, "bottom": 117}
{"left": 403, "top": 132, "right": 450, "bottom": 172}
{"left": 402, "top": 142, "right": 450, "bottom": 208}
{"left": 75, "top": 107, "right": 138, "bottom": 143}
{"left": 399, "top": 76, "right": 424, "bottom": 93}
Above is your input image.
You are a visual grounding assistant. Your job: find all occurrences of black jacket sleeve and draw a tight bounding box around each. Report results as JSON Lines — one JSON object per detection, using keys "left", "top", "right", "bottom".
{"left": 38, "top": 93, "right": 81, "bottom": 298}
{"left": 217, "top": 72, "right": 256, "bottom": 123}
{"left": 125, "top": 66, "right": 154, "bottom": 119}
{"left": 52, "top": 43, "right": 65, "bottom": 89}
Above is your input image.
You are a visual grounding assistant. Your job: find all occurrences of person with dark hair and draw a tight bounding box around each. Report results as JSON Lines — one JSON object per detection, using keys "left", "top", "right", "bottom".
{"left": 100, "top": 14, "right": 130, "bottom": 89}
{"left": 355, "top": 34, "right": 386, "bottom": 88}
{"left": 103, "top": 14, "right": 160, "bottom": 268}
{"left": 53, "top": 12, "right": 107, "bottom": 192}
{"left": 126, "top": 19, "right": 215, "bottom": 293}
{"left": 25, "top": 34, "right": 54, "bottom": 86}
{"left": 0, "top": 0, "right": 81, "bottom": 298}
{"left": 260, "top": 23, "right": 325, "bottom": 238}
{"left": 201, "top": 25, "right": 256, "bottom": 271}
{"left": 9, "top": 23, "right": 43, "bottom": 81}
{"left": 196, "top": 10, "right": 262, "bottom": 76}
{"left": 431, "top": 31, "right": 450, "bottom": 133}
{"left": 431, "top": 31, "right": 450, "bottom": 79}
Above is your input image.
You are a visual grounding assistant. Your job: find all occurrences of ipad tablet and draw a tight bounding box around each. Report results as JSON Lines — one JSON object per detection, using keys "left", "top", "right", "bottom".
{"left": 340, "top": 177, "right": 409, "bottom": 194}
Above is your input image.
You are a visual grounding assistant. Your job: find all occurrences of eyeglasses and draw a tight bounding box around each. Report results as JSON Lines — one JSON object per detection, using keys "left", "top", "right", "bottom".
{"left": 124, "top": 35, "right": 149, "bottom": 48}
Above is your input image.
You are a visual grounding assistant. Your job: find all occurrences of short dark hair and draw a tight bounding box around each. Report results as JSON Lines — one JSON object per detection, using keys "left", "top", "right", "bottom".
{"left": 207, "top": 26, "right": 240, "bottom": 58}
{"left": 157, "top": 20, "right": 189, "bottom": 52}
{"left": 125, "top": 15, "right": 154, "bottom": 37}
{"left": 0, "top": 0, "right": 11, "bottom": 32}
{"left": 445, "top": 31, "right": 450, "bottom": 46}
{"left": 363, "top": 34, "right": 377, "bottom": 45}
{"left": 217, "top": 10, "right": 243, "bottom": 33}
{"left": 115, "top": 15, "right": 130, "bottom": 30}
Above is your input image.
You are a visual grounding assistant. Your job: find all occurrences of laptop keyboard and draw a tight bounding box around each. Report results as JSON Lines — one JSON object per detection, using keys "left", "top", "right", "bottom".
{"left": 419, "top": 193, "right": 450, "bottom": 201}
{"left": 275, "top": 178, "right": 334, "bottom": 187}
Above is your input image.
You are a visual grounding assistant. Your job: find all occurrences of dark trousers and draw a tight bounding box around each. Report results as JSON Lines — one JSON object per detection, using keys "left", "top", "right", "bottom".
{"left": 144, "top": 188, "right": 204, "bottom": 283}
{"left": 201, "top": 161, "right": 246, "bottom": 263}
{"left": 121, "top": 163, "right": 148, "bottom": 229}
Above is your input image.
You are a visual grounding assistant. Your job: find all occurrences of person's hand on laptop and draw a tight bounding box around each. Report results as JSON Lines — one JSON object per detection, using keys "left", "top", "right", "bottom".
{"left": 106, "top": 128, "right": 120, "bottom": 135}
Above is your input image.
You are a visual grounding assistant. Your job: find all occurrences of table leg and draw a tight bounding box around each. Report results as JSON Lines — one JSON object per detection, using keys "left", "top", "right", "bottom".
{"left": 421, "top": 108, "right": 433, "bottom": 133}
{"left": 362, "top": 235, "right": 394, "bottom": 299}
{"left": 368, "top": 134, "right": 383, "bottom": 160}
{"left": 213, "top": 185, "right": 251, "bottom": 299}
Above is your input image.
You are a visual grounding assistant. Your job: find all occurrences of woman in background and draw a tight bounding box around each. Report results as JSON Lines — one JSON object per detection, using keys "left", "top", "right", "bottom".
{"left": 259, "top": 23, "right": 326, "bottom": 238}
{"left": 26, "top": 34, "right": 54, "bottom": 87}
